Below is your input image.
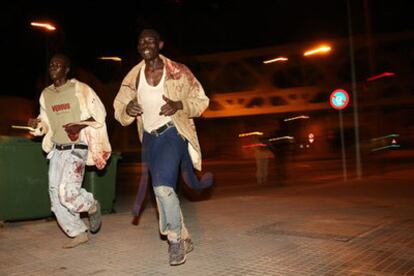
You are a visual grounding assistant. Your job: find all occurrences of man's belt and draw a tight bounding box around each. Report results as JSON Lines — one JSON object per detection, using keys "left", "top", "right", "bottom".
{"left": 55, "top": 144, "right": 88, "bottom": 151}
{"left": 150, "top": 121, "right": 174, "bottom": 136}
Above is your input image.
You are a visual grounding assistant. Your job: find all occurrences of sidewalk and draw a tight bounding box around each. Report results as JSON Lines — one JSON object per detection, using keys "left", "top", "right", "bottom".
{"left": 1, "top": 170, "right": 414, "bottom": 275}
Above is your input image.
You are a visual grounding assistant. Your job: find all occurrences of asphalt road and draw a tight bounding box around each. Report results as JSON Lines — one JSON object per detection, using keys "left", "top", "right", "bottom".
{"left": 114, "top": 150, "right": 414, "bottom": 213}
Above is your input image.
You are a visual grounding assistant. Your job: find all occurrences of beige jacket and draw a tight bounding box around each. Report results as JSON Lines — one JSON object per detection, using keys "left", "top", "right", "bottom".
{"left": 31, "top": 79, "right": 112, "bottom": 169}
{"left": 113, "top": 55, "right": 209, "bottom": 171}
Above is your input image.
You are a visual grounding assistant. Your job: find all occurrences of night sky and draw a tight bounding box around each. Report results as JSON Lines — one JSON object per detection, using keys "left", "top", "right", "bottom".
{"left": 1, "top": 0, "right": 412, "bottom": 99}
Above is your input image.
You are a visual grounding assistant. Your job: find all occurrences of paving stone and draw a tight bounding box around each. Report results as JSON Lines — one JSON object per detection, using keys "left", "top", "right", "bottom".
{"left": 1, "top": 170, "right": 414, "bottom": 275}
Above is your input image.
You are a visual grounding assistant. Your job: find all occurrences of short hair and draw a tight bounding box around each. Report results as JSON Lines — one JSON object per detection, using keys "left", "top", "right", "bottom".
{"left": 51, "top": 54, "right": 71, "bottom": 68}
{"left": 138, "top": 29, "right": 162, "bottom": 41}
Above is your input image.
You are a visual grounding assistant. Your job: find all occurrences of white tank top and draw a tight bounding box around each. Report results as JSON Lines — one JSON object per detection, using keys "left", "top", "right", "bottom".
{"left": 137, "top": 64, "right": 172, "bottom": 132}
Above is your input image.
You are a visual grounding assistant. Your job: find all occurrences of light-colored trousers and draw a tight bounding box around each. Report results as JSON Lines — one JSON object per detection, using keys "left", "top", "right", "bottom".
{"left": 153, "top": 186, "right": 190, "bottom": 242}
{"left": 47, "top": 145, "right": 95, "bottom": 237}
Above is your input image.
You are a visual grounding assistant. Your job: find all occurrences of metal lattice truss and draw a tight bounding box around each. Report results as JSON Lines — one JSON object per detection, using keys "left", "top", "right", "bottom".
{"left": 203, "top": 87, "right": 329, "bottom": 118}
{"left": 192, "top": 32, "right": 414, "bottom": 118}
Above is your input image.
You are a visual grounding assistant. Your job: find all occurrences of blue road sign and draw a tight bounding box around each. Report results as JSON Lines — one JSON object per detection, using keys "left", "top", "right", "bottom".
{"left": 330, "top": 89, "right": 349, "bottom": 110}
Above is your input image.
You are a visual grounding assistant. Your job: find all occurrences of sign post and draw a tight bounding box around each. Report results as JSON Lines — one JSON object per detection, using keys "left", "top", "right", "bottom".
{"left": 330, "top": 89, "right": 350, "bottom": 181}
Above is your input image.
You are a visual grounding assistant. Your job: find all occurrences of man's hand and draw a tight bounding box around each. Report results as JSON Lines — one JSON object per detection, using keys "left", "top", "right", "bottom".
{"left": 63, "top": 123, "right": 87, "bottom": 141}
{"left": 126, "top": 98, "right": 143, "bottom": 117}
{"left": 28, "top": 118, "right": 40, "bottom": 129}
{"left": 160, "top": 95, "right": 183, "bottom": 116}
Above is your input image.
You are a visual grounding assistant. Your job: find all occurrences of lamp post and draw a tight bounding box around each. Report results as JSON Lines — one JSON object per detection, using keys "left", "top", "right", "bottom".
{"left": 30, "top": 21, "right": 56, "bottom": 85}
{"left": 346, "top": 0, "right": 362, "bottom": 179}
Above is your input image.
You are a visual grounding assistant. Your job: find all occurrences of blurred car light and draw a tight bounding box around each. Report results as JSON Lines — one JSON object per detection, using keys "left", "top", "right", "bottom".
{"left": 238, "top": 131, "right": 264, "bottom": 137}
{"left": 367, "top": 72, "right": 395, "bottom": 82}
{"left": 284, "top": 115, "right": 310, "bottom": 122}
{"left": 242, "top": 143, "right": 267, "bottom": 149}
{"left": 371, "top": 133, "right": 400, "bottom": 152}
{"left": 268, "top": 136, "right": 294, "bottom": 142}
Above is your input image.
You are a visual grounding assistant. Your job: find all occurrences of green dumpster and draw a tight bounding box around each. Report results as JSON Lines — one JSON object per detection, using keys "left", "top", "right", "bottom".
{"left": 0, "top": 136, "right": 51, "bottom": 221}
{"left": 83, "top": 152, "right": 121, "bottom": 214}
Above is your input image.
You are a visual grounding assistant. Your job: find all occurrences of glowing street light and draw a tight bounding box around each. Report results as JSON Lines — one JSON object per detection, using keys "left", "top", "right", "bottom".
{"left": 304, "top": 45, "right": 331, "bottom": 56}
{"left": 30, "top": 22, "right": 56, "bottom": 31}
{"left": 97, "top": 56, "right": 122, "bottom": 62}
{"left": 263, "top": 57, "right": 288, "bottom": 64}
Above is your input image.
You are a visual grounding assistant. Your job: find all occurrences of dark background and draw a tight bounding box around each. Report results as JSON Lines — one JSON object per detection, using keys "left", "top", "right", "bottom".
{"left": 0, "top": 0, "right": 412, "bottom": 99}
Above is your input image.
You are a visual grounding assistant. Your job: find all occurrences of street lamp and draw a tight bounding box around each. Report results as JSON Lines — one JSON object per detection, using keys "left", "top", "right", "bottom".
{"left": 304, "top": 45, "right": 331, "bottom": 56}
{"left": 30, "top": 21, "right": 56, "bottom": 85}
{"left": 263, "top": 57, "right": 288, "bottom": 64}
{"left": 30, "top": 22, "right": 56, "bottom": 32}
{"left": 97, "top": 56, "right": 122, "bottom": 62}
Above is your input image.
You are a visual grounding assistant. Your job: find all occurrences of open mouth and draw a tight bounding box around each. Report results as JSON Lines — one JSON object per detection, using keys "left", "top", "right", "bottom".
{"left": 143, "top": 49, "right": 151, "bottom": 55}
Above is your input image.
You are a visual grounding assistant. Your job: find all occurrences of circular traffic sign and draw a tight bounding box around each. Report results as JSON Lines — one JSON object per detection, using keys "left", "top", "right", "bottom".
{"left": 330, "top": 89, "right": 349, "bottom": 110}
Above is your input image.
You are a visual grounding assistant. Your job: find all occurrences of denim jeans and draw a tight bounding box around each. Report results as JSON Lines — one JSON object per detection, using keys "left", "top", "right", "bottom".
{"left": 47, "top": 145, "right": 95, "bottom": 237}
{"left": 142, "top": 126, "right": 187, "bottom": 189}
{"left": 142, "top": 126, "right": 189, "bottom": 242}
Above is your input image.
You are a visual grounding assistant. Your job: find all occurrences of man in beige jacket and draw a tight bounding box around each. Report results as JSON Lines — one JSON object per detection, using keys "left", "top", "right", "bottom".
{"left": 29, "top": 54, "right": 111, "bottom": 249}
{"left": 113, "top": 29, "right": 209, "bottom": 266}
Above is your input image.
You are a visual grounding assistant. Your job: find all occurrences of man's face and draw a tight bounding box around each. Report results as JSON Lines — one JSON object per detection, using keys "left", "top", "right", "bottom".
{"left": 137, "top": 32, "right": 163, "bottom": 60}
{"left": 48, "top": 56, "right": 69, "bottom": 81}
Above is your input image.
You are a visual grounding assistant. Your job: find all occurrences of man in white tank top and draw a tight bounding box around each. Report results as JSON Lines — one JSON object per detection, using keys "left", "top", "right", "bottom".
{"left": 114, "top": 29, "right": 211, "bottom": 266}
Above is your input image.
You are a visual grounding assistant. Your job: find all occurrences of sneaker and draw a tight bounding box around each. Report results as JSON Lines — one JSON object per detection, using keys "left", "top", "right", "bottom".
{"left": 168, "top": 240, "right": 186, "bottom": 266}
{"left": 183, "top": 238, "right": 194, "bottom": 254}
{"left": 63, "top": 232, "right": 89, "bottom": 249}
{"left": 88, "top": 201, "right": 101, "bottom": 234}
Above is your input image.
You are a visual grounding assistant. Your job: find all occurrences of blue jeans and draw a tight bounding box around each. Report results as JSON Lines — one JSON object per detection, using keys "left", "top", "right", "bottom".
{"left": 143, "top": 126, "right": 187, "bottom": 189}
{"left": 132, "top": 128, "right": 213, "bottom": 218}
{"left": 142, "top": 126, "right": 189, "bottom": 242}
